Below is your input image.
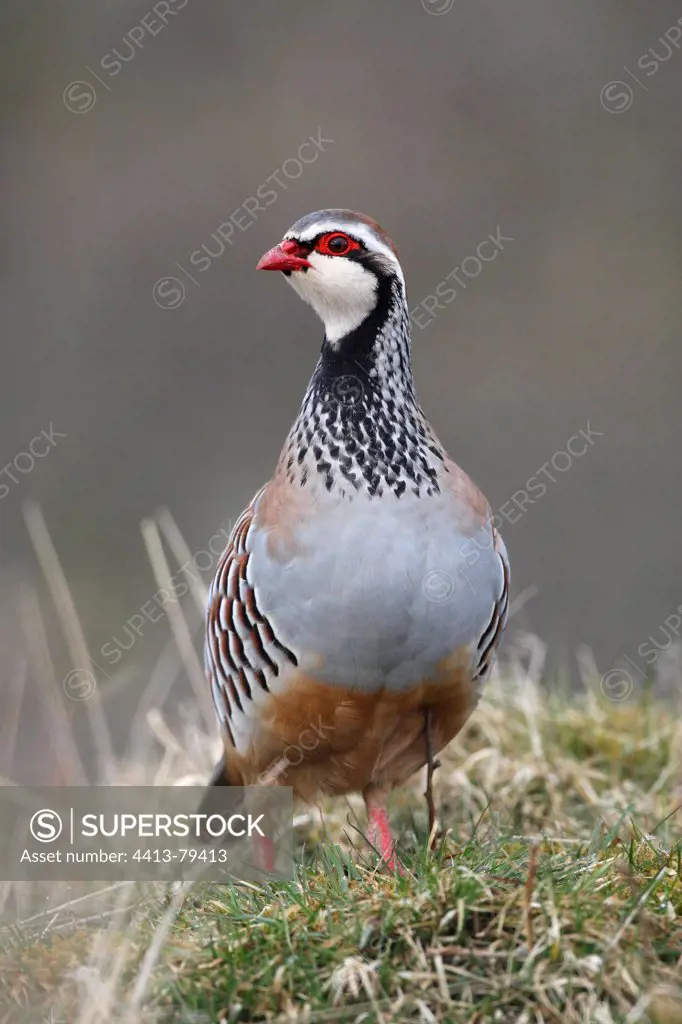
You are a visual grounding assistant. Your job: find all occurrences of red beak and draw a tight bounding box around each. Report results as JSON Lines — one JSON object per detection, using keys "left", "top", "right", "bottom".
{"left": 256, "top": 239, "right": 311, "bottom": 272}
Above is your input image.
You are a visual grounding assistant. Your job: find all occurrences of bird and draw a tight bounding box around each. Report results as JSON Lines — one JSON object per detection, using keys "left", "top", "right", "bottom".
{"left": 203, "top": 209, "right": 510, "bottom": 870}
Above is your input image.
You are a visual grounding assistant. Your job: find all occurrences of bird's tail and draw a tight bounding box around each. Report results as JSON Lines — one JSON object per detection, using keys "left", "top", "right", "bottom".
{"left": 197, "top": 756, "right": 239, "bottom": 818}
{"left": 198, "top": 757, "right": 277, "bottom": 871}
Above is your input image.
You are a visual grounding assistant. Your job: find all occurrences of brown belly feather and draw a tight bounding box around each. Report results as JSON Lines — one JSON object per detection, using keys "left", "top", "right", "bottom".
{"left": 224, "top": 647, "right": 473, "bottom": 800}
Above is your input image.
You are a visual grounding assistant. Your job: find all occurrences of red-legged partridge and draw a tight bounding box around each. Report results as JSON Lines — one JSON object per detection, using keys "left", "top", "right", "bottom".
{"left": 204, "top": 210, "right": 510, "bottom": 869}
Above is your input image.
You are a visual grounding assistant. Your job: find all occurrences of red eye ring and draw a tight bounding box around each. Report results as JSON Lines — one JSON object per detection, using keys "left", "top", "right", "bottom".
{"left": 316, "top": 232, "right": 361, "bottom": 257}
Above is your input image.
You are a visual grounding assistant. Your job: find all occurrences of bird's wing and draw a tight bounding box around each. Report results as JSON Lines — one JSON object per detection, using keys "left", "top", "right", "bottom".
{"left": 205, "top": 485, "right": 299, "bottom": 752}
{"left": 472, "top": 527, "right": 510, "bottom": 683}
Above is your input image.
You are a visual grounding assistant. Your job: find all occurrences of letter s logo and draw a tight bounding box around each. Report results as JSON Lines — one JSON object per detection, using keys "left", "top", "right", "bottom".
{"left": 29, "top": 809, "right": 63, "bottom": 842}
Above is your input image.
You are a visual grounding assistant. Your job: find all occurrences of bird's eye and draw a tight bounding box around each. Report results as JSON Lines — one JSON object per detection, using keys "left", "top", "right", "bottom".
{"left": 327, "top": 234, "right": 350, "bottom": 253}
{"left": 317, "top": 232, "right": 359, "bottom": 256}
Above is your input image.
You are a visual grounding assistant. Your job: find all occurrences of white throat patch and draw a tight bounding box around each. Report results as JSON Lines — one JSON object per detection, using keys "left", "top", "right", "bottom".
{"left": 285, "top": 251, "right": 379, "bottom": 345}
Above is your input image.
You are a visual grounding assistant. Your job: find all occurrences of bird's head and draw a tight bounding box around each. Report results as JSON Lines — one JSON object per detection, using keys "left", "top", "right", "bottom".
{"left": 256, "top": 209, "right": 405, "bottom": 345}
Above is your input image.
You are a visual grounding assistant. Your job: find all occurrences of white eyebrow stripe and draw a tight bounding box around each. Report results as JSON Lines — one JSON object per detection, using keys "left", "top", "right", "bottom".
{"left": 285, "top": 220, "right": 404, "bottom": 286}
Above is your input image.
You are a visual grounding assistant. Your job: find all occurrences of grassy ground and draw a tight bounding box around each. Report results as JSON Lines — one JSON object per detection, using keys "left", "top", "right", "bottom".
{"left": 1, "top": 676, "right": 681, "bottom": 1024}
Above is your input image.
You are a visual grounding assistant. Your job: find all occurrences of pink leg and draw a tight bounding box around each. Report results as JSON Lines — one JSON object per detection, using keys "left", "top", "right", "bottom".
{"left": 253, "top": 834, "right": 276, "bottom": 872}
{"left": 364, "top": 785, "right": 403, "bottom": 873}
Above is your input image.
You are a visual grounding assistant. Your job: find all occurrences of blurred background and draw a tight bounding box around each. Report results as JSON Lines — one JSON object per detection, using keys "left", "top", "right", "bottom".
{"left": 2, "top": 0, "right": 682, "bottom": 779}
